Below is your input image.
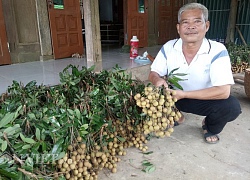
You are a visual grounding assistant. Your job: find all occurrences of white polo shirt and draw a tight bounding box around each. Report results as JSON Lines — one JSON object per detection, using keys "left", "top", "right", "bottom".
{"left": 151, "top": 38, "right": 234, "bottom": 91}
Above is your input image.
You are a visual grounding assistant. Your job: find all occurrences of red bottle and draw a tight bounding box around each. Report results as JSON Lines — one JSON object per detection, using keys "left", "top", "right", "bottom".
{"left": 130, "top": 36, "right": 139, "bottom": 59}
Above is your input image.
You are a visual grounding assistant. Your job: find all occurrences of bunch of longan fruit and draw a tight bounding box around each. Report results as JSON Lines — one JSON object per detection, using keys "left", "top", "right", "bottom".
{"left": 56, "top": 135, "right": 123, "bottom": 180}
{"left": 134, "top": 86, "right": 182, "bottom": 138}
{"left": 56, "top": 120, "right": 151, "bottom": 179}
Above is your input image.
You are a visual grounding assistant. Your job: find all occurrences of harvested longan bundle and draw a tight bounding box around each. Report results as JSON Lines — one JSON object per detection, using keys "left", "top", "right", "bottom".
{"left": 134, "top": 85, "right": 181, "bottom": 139}
{"left": 57, "top": 137, "right": 110, "bottom": 180}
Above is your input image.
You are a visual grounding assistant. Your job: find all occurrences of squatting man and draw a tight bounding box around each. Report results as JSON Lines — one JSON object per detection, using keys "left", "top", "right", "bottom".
{"left": 148, "top": 3, "right": 241, "bottom": 144}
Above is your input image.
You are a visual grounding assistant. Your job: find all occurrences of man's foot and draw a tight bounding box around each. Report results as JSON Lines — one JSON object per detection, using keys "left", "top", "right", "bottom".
{"left": 173, "top": 112, "right": 185, "bottom": 126}
{"left": 202, "top": 119, "right": 220, "bottom": 144}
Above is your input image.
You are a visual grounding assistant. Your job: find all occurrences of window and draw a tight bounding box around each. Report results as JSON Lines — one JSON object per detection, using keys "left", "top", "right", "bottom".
{"left": 138, "top": 0, "right": 145, "bottom": 13}
{"left": 53, "top": 0, "right": 64, "bottom": 9}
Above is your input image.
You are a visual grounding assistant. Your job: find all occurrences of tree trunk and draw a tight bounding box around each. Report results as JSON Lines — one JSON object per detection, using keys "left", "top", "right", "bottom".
{"left": 225, "top": 0, "right": 238, "bottom": 44}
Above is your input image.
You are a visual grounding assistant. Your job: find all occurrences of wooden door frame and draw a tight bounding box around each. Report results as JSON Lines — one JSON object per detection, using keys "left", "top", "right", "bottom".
{"left": 47, "top": 0, "right": 84, "bottom": 59}
{"left": 0, "top": 0, "right": 11, "bottom": 65}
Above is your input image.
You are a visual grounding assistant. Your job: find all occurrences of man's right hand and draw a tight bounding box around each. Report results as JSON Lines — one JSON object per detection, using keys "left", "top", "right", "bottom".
{"left": 148, "top": 71, "right": 168, "bottom": 88}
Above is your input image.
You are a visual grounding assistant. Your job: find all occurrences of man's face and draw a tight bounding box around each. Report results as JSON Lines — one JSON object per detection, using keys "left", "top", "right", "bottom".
{"left": 177, "top": 9, "right": 210, "bottom": 44}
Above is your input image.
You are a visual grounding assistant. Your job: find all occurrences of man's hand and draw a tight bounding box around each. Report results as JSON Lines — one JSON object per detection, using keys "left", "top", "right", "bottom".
{"left": 148, "top": 71, "right": 168, "bottom": 88}
{"left": 170, "top": 89, "right": 185, "bottom": 101}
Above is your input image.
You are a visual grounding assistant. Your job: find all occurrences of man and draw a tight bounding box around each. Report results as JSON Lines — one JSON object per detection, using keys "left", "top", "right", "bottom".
{"left": 148, "top": 3, "right": 241, "bottom": 144}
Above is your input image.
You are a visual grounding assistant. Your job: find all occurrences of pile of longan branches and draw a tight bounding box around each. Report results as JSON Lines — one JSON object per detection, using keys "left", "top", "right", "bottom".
{"left": 0, "top": 65, "right": 185, "bottom": 180}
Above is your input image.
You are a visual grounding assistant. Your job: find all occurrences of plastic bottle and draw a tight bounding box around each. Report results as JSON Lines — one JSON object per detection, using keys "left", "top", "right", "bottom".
{"left": 130, "top": 36, "right": 139, "bottom": 59}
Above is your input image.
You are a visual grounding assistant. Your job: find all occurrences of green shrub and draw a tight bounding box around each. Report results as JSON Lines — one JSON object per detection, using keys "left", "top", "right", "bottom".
{"left": 226, "top": 43, "right": 250, "bottom": 65}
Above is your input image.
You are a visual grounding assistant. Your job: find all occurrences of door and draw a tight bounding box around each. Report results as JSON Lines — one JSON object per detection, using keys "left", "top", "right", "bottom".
{"left": 158, "top": 0, "right": 183, "bottom": 44}
{"left": 127, "top": 0, "right": 148, "bottom": 47}
{"left": 158, "top": 0, "right": 172, "bottom": 44}
{"left": 47, "top": 0, "right": 84, "bottom": 59}
{"left": 0, "top": 0, "right": 11, "bottom": 65}
{"left": 172, "top": 0, "right": 182, "bottom": 38}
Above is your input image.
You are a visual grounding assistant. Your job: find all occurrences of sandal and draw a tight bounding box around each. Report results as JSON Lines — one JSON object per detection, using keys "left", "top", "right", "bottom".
{"left": 202, "top": 123, "right": 220, "bottom": 144}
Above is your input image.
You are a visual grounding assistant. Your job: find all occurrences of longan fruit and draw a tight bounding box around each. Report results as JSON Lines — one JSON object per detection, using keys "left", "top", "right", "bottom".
{"left": 77, "top": 136, "right": 82, "bottom": 142}
{"left": 67, "top": 145, "right": 73, "bottom": 151}
{"left": 58, "top": 159, "right": 64, "bottom": 165}
{"left": 168, "top": 127, "right": 174, "bottom": 133}
{"left": 112, "top": 167, "right": 117, "bottom": 173}
{"left": 171, "top": 90, "right": 177, "bottom": 95}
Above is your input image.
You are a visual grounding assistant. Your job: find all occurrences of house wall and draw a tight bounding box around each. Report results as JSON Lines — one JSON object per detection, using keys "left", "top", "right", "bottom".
{"left": 2, "top": 0, "right": 41, "bottom": 64}
{"left": 1, "top": 0, "right": 16, "bottom": 62}
{"left": 5, "top": 0, "right": 248, "bottom": 65}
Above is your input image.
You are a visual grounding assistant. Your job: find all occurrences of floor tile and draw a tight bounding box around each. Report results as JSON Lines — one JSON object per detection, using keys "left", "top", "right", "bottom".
{"left": 0, "top": 45, "right": 161, "bottom": 94}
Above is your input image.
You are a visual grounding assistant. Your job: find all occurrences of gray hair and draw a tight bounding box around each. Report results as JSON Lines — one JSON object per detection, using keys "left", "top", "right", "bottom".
{"left": 178, "top": 3, "right": 208, "bottom": 23}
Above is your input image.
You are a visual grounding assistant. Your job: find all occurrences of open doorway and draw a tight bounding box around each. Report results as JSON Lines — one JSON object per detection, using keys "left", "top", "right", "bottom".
{"left": 99, "top": 0, "right": 124, "bottom": 46}
{"left": 80, "top": 0, "right": 124, "bottom": 47}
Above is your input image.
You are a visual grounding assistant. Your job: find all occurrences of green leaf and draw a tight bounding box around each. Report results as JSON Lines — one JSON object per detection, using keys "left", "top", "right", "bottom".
{"left": 14, "top": 105, "right": 22, "bottom": 119}
{"left": 141, "top": 159, "right": 156, "bottom": 173}
{"left": 90, "top": 88, "right": 99, "bottom": 96}
{"left": 13, "top": 143, "right": 23, "bottom": 150}
{"left": 168, "top": 78, "right": 183, "bottom": 90}
{"left": 166, "top": 67, "right": 187, "bottom": 90}
{"left": 117, "top": 136, "right": 126, "bottom": 142}
{"left": 20, "top": 133, "right": 26, "bottom": 142}
{"left": 168, "top": 67, "right": 180, "bottom": 76}
{"left": 51, "top": 138, "right": 64, "bottom": 154}
{"left": 0, "top": 168, "right": 18, "bottom": 179}
{"left": 27, "top": 113, "right": 36, "bottom": 119}
{"left": 169, "top": 76, "right": 184, "bottom": 82}
{"left": 67, "top": 109, "right": 74, "bottom": 115}
{"left": 3, "top": 124, "right": 21, "bottom": 136}
{"left": 79, "top": 125, "right": 88, "bottom": 134}
{"left": 145, "top": 165, "right": 156, "bottom": 173}
{"left": 75, "top": 108, "right": 81, "bottom": 120}
{"left": 20, "top": 133, "right": 36, "bottom": 144}
{"left": 87, "top": 65, "right": 95, "bottom": 72}
{"left": 80, "top": 130, "right": 88, "bottom": 135}
{"left": 31, "top": 143, "right": 41, "bottom": 152}
{"left": 70, "top": 81, "right": 76, "bottom": 86}
{"left": 22, "top": 145, "right": 31, "bottom": 149}
{"left": 81, "top": 124, "right": 88, "bottom": 129}
{"left": 142, "top": 162, "right": 152, "bottom": 166}
{"left": 0, "top": 112, "right": 14, "bottom": 128}
{"left": 171, "top": 73, "right": 188, "bottom": 76}
{"left": 1, "top": 141, "right": 7, "bottom": 152}
{"left": 41, "top": 141, "right": 47, "bottom": 151}
{"left": 72, "top": 66, "right": 80, "bottom": 76}
{"left": 35, "top": 128, "right": 41, "bottom": 141}
{"left": 23, "top": 157, "right": 34, "bottom": 172}
{"left": 142, "top": 151, "right": 153, "bottom": 155}
{"left": 41, "top": 129, "right": 46, "bottom": 141}
{"left": 25, "top": 137, "right": 35, "bottom": 145}
{"left": 141, "top": 160, "right": 150, "bottom": 165}
{"left": 43, "top": 107, "right": 48, "bottom": 113}
{"left": 55, "top": 151, "right": 66, "bottom": 161}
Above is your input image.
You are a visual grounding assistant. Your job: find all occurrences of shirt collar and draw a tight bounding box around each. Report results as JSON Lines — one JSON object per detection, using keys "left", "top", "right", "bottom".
{"left": 173, "top": 38, "right": 211, "bottom": 54}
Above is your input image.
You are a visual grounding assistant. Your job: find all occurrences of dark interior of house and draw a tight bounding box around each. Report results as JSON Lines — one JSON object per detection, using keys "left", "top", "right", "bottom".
{"left": 99, "top": 0, "right": 124, "bottom": 45}
{"left": 82, "top": 0, "right": 123, "bottom": 46}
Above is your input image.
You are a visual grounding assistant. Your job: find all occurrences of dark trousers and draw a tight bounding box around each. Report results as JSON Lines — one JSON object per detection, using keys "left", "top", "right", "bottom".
{"left": 175, "top": 95, "right": 242, "bottom": 134}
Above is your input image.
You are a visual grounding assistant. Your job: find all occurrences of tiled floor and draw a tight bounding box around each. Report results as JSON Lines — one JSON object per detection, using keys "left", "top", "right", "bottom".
{"left": 0, "top": 45, "right": 161, "bottom": 94}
